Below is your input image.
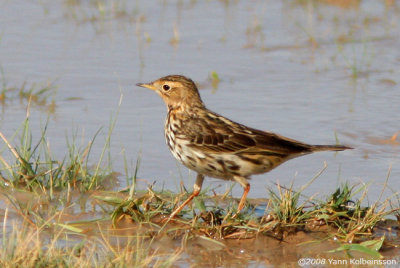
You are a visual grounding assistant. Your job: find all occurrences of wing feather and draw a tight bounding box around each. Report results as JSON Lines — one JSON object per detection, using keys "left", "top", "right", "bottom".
{"left": 178, "top": 109, "right": 312, "bottom": 156}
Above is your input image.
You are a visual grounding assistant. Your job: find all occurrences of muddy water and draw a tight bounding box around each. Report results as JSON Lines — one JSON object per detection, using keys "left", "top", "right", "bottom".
{"left": 1, "top": 188, "right": 399, "bottom": 267}
{"left": 0, "top": 0, "right": 400, "bottom": 255}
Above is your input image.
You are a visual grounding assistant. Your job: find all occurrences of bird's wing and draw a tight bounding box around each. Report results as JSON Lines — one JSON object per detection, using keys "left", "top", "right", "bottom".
{"left": 179, "top": 110, "right": 312, "bottom": 155}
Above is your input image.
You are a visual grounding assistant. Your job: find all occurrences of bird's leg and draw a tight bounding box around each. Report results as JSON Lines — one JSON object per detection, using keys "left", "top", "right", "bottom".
{"left": 169, "top": 173, "right": 204, "bottom": 218}
{"left": 238, "top": 184, "right": 250, "bottom": 212}
{"left": 233, "top": 176, "right": 250, "bottom": 212}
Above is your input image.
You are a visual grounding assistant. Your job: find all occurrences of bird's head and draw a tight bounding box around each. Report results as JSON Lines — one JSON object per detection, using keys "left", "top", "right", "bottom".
{"left": 137, "top": 75, "right": 204, "bottom": 110}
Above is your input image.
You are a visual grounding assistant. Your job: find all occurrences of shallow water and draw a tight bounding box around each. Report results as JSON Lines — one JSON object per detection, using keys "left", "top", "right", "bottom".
{"left": 0, "top": 1, "right": 399, "bottom": 211}
{"left": 1, "top": 187, "right": 399, "bottom": 267}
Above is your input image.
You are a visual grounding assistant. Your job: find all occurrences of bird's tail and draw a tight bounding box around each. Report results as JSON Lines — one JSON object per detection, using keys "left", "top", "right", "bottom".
{"left": 311, "top": 144, "right": 353, "bottom": 152}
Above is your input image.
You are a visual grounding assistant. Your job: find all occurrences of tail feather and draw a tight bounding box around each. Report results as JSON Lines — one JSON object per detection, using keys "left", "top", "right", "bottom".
{"left": 311, "top": 144, "right": 353, "bottom": 152}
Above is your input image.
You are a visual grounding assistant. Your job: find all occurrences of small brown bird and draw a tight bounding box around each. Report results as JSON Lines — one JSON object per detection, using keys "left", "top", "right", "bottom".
{"left": 137, "top": 75, "right": 351, "bottom": 218}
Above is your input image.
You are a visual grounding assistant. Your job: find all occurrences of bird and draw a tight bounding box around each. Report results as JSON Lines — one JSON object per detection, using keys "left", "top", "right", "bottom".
{"left": 136, "top": 75, "right": 351, "bottom": 218}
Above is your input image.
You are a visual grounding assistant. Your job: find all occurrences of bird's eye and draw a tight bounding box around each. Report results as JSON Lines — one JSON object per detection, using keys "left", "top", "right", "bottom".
{"left": 163, "top": 84, "right": 170, "bottom": 91}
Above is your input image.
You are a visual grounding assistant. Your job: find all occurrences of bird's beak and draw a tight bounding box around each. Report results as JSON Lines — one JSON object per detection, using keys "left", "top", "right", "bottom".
{"left": 136, "top": 82, "right": 157, "bottom": 91}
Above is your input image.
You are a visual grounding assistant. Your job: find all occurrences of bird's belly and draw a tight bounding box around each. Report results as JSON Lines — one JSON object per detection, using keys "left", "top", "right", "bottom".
{"left": 168, "top": 141, "right": 231, "bottom": 179}
{"left": 166, "top": 136, "right": 276, "bottom": 180}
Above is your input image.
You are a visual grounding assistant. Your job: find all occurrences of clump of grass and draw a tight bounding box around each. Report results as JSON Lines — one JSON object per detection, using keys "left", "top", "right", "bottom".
{"left": 256, "top": 165, "right": 326, "bottom": 237}
{"left": 100, "top": 166, "right": 394, "bottom": 247}
{"left": 263, "top": 183, "right": 312, "bottom": 236}
{"left": 100, "top": 174, "right": 399, "bottom": 248}
{"left": 0, "top": 100, "right": 119, "bottom": 192}
{"left": 310, "top": 180, "right": 398, "bottom": 243}
{"left": 316, "top": 183, "right": 372, "bottom": 240}
{"left": 0, "top": 119, "right": 100, "bottom": 192}
{"left": 96, "top": 186, "right": 169, "bottom": 225}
